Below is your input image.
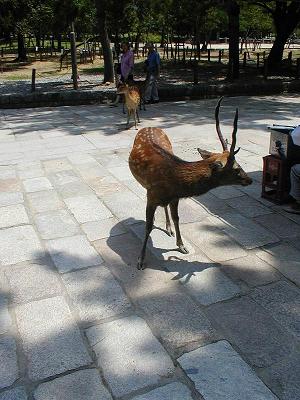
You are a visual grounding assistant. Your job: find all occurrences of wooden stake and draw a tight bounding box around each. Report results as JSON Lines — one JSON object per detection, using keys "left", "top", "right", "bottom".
{"left": 31, "top": 69, "right": 36, "bottom": 92}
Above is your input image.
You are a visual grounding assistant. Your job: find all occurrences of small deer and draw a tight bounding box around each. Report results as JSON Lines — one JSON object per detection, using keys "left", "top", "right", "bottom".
{"left": 129, "top": 97, "right": 253, "bottom": 269}
{"left": 127, "top": 77, "right": 149, "bottom": 111}
{"left": 117, "top": 83, "right": 141, "bottom": 129}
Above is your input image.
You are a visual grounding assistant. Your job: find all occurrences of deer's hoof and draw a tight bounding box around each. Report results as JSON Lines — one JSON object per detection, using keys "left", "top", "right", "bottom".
{"left": 166, "top": 227, "right": 175, "bottom": 237}
{"left": 137, "top": 258, "right": 145, "bottom": 270}
{"left": 179, "top": 245, "right": 189, "bottom": 254}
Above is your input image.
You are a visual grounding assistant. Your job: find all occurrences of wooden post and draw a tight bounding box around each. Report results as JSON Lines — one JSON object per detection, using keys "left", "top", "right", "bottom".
{"left": 70, "top": 27, "right": 78, "bottom": 90}
{"left": 193, "top": 60, "right": 198, "bottom": 84}
{"left": 263, "top": 58, "right": 268, "bottom": 79}
{"left": 288, "top": 51, "right": 293, "bottom": 66}
{"left": 296, "top": 58, "right": 300, "bottom": 79}
{"left": 218, "top": 49, "right": 222, "bottom": 63}
{"left": 207, "top": 49, "right": 211, "bottom": 62}
{"left": 243, "top": 51, "right": 247, "bottom": 67}
{"left": 256, "top": 53, "right": 260, "bottom": 68}
{"left": 31, "top": 68, "right": 36, "bottom": 92}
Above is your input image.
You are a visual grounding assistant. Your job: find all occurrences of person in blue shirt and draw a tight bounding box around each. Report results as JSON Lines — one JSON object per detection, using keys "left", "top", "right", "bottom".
{"left": 144, "top": 43, "right": 160, "bottom": 104}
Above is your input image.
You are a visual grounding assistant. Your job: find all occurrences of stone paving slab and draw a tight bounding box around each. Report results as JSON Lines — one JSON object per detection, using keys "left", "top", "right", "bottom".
{"left": 254, "top": 213, "right": 300, "bottom": 239}
{"left": 33, "top": 369, "right": 112, "bottom": 400}
{"left": 102, "top": 190, "right": 146, "bottom": 225}
{"left": 0, "top": 387, "right": 27, "bottom": 400}
{"left": 4, "top": 262, "right": 61, "bottom": 304}
{"left": 42, "top": 158, "right": 73, "bottom": 173}
{"left": 135, "top": 288, "right": 217, "bottom": 352}
{"left": 81, "top": 218, "right": 127, "bottom": 241}
{"left": 207, "top": 296, "right": 294, "bottom": 368}
{"left": 0, "top": 336, "right": 18, "bottom": 389}
{"left": 34, "top": 209, "right": 80, "bottom": 239}
{"left": 0, "top": 295, "right": 12, "bottom": 334}
{"left": 178, "top": 340, "right": 278, "bottom": 400}
{"left": 222, "top": 254, "right": 280, "bottom": 287}
{"left": 86, "top": 315, "right": 175, "bottom": 397}
{"left": 130, "top": 223, "right": 195, "bottom": 261}
{"left": 15, "top": 296, "right": 91, "bottom": 380}
{"left": 181, "top": 218, "right": 247, "bottom": 262}
{"left": 260, "top": 351, "right": 300, "bottom": 400}
{"left": 0, "top": 225, "right": 44, "bottom": 266}
{"left": 64, "top": 194, "right": 112, "bottom": 223}
{"left": 75, "top": 162, "right": 109, "bottom": 180}
{"left": 62, "top": 265, "right": 131, "bottom": 322}
{"left": 214, "top": 212, "right": 279, "bottom": 249}
{"left": 26, "top": 190, "right": 63, "bottom": 213}
{"left": 0, "top": 204, "right": 29, "bottom": 229}
{"left": 210, "top": 185, "right": 244, "bottom": 200}
{"left": 48, "top": 170, "right": 80, "bottom": 187}
{"left": 167, "top": 261, "right": 240, "bottom": 305}
{"left": 256, "top": 243, "right": 300, "bottom": 286}
{"left": 225, "top": 195, "right": 273, "bottom": 218}
{"left": 56, "top": 181, "right": 94, "bottom": 198}
{"left": 131, "top": 382, "right": 193, "bottom": 400}
{"left": 251, "top": 281, "right": 300, "bottom": 338}
{"left": 22, "top": 177, "right": 53, "bottom": 193}
{"left": 45, "top": 235, "right": 103, "bottom": 273}
{"left": 0, "top": 178, "right": 21, "bottom": 192}
{"left": 0, "top": 192, "right": 23, "bottom": 208}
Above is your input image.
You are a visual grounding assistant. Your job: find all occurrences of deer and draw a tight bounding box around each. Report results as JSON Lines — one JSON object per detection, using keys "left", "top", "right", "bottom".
{"left": 117, "top": 83, "right": 141, "bottom": 129}
{"left": 127, "top": 77, "right": 149, "bottom": 111}
{"left": 128, "top": 97, "right": 253, "bottom": 270}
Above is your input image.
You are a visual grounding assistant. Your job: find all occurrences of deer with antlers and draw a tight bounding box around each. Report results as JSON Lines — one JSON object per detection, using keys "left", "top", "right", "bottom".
{"left": 129, "top": 97, "right": 253, "bottom": 269}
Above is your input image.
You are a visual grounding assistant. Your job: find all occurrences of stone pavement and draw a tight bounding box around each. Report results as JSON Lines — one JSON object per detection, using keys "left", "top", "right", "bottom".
{"left": 0, "top": 96, "right": 299, "bottom": 400}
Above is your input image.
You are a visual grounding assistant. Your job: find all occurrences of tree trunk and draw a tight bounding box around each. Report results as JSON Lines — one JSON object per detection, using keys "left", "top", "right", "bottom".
{"left": 17, "top": 33, "right": 27, "bottom": 61}
{"left": 96, "top": 1, "right": 114, "bottom": 83}
{"left": 227, "top": 0, "right": 240, "bottom": 80}
{"left": 35, "top": 34, "right": 41, "bottom": 48}
{"left": 57, "top": 34, "right": 62, "bottom": 52}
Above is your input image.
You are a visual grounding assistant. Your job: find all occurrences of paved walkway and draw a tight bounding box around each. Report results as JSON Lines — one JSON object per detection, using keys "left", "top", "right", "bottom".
{"left": 0, "top": 96, "right": 299, "bottom": 400}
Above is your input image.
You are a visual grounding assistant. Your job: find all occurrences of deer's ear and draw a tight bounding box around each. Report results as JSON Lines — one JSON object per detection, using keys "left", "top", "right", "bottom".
{"left": 197, "top": 148, "right": 212, "bottom": 159}
{"left": 210, "top": 161, "right": 224, "bottom": 172}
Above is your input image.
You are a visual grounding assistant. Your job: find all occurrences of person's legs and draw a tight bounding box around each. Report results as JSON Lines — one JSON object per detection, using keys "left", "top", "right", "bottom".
{"left": 144, "top": 74, "right": 154, "bottom": 102}
{"left": 283, "top": 164, "right": 300, "bottom": 214}
{"left": 151, "top": 74, "right": 159, "bottom": 102}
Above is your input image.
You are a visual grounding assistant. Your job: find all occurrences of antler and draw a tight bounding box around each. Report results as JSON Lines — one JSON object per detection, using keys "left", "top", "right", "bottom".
{"left": 215, "top": 97, "right": 228, "bottom": 151}
{"left": 229, "top": 108, "right": 240, "bottom": 156}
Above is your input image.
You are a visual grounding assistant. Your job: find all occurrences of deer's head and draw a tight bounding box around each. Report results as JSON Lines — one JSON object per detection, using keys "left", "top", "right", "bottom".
{"left": 116, "top": 82, "right": 128, "bottom": 94}
{"left": 197, "top": 97, "right": 252, "bottom": 187}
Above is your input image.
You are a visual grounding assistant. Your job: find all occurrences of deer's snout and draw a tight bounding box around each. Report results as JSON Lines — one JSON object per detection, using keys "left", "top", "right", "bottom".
{"left": 241, "top": 176, "right": 253, "bottom": 186}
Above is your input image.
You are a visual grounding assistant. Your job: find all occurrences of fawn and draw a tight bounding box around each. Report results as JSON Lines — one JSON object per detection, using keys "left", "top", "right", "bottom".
{"left": 129, "top": 97, "right": 253, "bottom": 269}
{"left": 127, "top": 77, "right": 149, "bottom": 111}
{"left": 117, "top": 83, "right": 141, "bottom": 129}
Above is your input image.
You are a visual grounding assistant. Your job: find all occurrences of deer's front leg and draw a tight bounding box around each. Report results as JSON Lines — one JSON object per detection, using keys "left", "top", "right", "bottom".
{"left": 137, "top": 203, "right": 156, "bottom": 270}
{"left": 170, "top": 199, "right": 189, "bottom": 254}
{"left": 126, "top": 110, "right": 130, "bottom": 129}
{"left": 164, "top": 206, "right": 174, "bottom": 237}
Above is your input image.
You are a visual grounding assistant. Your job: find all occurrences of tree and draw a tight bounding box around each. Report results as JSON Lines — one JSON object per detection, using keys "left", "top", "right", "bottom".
{"left": 254, "top": 1, "right": 300, "bottom": 68}
{"left": 95, "top": 0, "right": 114, "bottom": 83}
{"left": 225, "top": 0, "right": 240, "bottom": 79}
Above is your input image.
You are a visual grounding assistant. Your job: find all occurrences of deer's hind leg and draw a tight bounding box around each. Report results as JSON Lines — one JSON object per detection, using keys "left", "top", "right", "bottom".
{"left": 164, "top": 206, "right": 174, "bottom": 237}
{"left": 169, "top": 199, "right": 189, "bottom": 254}
{"left": 137, "top": 202, "right": 157, "bottom": 270}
